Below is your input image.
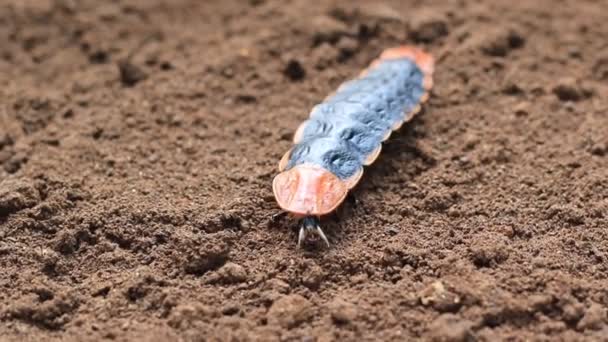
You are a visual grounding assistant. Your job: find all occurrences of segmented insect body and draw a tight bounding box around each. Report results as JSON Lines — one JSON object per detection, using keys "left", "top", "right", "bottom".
{"left": 273, "top": 46, "right": 434, "bottom": 246}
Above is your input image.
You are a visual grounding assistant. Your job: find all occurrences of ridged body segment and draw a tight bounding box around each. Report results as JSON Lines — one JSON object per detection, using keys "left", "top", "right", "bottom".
{"left": 285, "top": 58, "right": 426, "bottom": 180}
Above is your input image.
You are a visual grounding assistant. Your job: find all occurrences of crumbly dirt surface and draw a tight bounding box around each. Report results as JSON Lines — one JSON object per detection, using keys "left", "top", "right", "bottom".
{"left": 1, "top": 0, "right": 607, "bottom": 341}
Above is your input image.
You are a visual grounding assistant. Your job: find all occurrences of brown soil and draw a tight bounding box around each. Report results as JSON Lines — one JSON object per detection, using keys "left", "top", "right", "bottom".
{"left": 1, "top": 0, "right": 607, "bottom": 341}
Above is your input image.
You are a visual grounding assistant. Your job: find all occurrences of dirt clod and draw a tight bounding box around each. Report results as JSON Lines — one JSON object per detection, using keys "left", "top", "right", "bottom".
{"left": 552, "top": 77, "right": 588, "bottom": 102}
{"left": 311, "top": 15, "right": 349, "bottom": 45}
{"left": 327, "top": 298, "right": 358, "bottom": 324}
{"left": 211, "top": 262, "right": 248, "bottom": 284}
{"left": 590, "top": 142, "right": 607, "bottom": 156}
{"left": 478, "top": 28, "right": 525, "bottom": 57}
{"left": 54, "top": 230, "right": 79, "bottom": 255}
{"left": 428, "top": 314, "right": 475, "bottom": 342}
{"left": 168, "top": 304, "right": 219, "bottom": 329}
{"left": 356, "top": 3, "right": 403, "bottom": 22}
{"left": 301, "top": 264, "right": 325, "bottom": 290}
{"left": 5, "top": 293, "right": 80, "bottom": 330}
{"left": 183, "top": 240, "right": 230, "bottom": 276}
{"left": 267, "top": 294, "right": 313, "bottom": 329}
{"left": 409, "top": 11, "right": 449, "bottom": 43}
{"left": 577, "top": 303, "right": 607, "bottom": 331}
{"left": 0, "top": 178, "right": 40, "bottom": 218}
{"left": 468, "top": 235, "right": 510, "bottom": 268}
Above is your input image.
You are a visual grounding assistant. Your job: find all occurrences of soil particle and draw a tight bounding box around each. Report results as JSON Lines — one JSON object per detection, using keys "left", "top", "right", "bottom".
{"left": 408, "top": 11, "right": 449, "bottom": 43}
{"left": 545, "top": 203, "right": 586, "bottom": 226}
{"left": 301, "top": 263, "right": 325, "bottom": 290}
{"left": 311, "top": 42, "right": 341, "bottom": 70}
{"left": 167, "top": 304, "right": 219, "bottom": 329}
{"left": 427, "top": 314, "right": 475, "bottom": 342}
{"left": 552, "top": 77, "right": 590, "bottom": 102}
{"left": 221, "top": 302, "right": 241, "bottom": 316}
{"left": 267, "top": 294, "right": 313, "bottom": 329}
{"left": 327, "top": 298, "right": 358, "bottom": 325}
{"left": 590, "top": 142, "right": 607, "bottom": 156}
{"left": 124, "top": 271, "right": 167, "bottom": 302}
{"left": 593, "top": 53, "right": 608, "bottom": 80}
{"left": 563, "top": 301, "right": 586, "bottom": 325}
{"left": 355, "top": 3, "right": 403, "bottom": 22}
{"left": 468, "top": 234, "right": 510, "bottom": 268}
{"left": 35, "top": 248, "right": 60, "bottom": 272}
{"left": 182, "top": 236, "right": 231, "bottom": 276}
{"left": 208, "top": 262, "right": 248, "bottom": 284}
{"left": 53, "top": 230, "right": 79, "bottom": 255}
{"left": 4, "top": 292, "right": 80, "bottom": 330}
{"left": 577, "top": 303, "right": 607, "bottom": 331}
{"left": 265, "top": 278, "right": 291, "bottom": 294}
{"left": 310, "top": 15, "right": 350, "bottom": 46}
{"left": 419, "top": 281, "right": 462, "bottom": 313}
{"left": 477, "top": 27, "right": 525, "bottom": 57}
{"left": 513, "top": 101, "right": 530, "bottom": 117}
{"left": 284, "top": 59, "right": 306, "bottom": 82}
{"left": 336, "top": 36, "right": 359, "bottom": 60}
{"left": 0, "top": 178, "right": 40, "bottom": 218}
{"left": 118, "top": 60, "right": 148, "bottom": 87}
{"left": 0, "top": 134, "right": 13, "bottom": 150}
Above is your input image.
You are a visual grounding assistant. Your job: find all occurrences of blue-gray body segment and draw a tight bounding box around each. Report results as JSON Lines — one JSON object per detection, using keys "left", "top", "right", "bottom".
{"left": 286, "top": 58, "right": 425, "bottom": 179}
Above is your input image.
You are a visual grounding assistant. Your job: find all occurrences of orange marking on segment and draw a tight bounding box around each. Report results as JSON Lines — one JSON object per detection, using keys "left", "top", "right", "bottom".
{"left": 364, "top": 146, "right": 382, "bottom": 165}
{"left": 423, "top": 76, "right": 433, "bottom": 90}
{"left": 278, "top": 149, "right": 292, "bottom": 171}
{"left": 344, "top": 167, "right": 364, "bottom": 189}
{"left": 379, "top": 46, "right": 435, "bottom": 76}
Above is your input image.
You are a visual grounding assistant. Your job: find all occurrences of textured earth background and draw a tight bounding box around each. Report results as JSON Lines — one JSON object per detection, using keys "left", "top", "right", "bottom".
{"left": 1, "top": 0, "right": 607, "bottom": 341}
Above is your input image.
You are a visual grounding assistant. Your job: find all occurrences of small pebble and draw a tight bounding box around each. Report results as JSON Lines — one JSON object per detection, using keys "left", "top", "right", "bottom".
{"left": 419, "top": 281, "right": 461, "bottom": 313}
{"left": 118, "top": 60, "right": 147, "bottom": 87}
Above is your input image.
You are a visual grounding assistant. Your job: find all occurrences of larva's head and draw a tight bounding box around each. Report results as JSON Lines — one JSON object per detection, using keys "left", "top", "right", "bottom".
{"left": 273, "top": 164, "right": 348, "bottom": 217}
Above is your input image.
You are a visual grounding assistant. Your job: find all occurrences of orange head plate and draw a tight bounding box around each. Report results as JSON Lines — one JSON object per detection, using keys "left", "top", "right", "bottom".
{"left": 272, "top": 164, "right": 348, "bottom": 217}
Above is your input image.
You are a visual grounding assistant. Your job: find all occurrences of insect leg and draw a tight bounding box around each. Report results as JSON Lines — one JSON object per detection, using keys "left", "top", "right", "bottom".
{"left": 271, "top": 211, "right": 289, "bottom": 222}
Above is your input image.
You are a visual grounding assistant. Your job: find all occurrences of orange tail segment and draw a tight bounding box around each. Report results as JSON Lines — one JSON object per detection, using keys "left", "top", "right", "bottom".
{"left": 379, "top": 46, "right": 435, "bottom": 76}
{"left": 364, "top": 46, "right": 434, "bottom": 90}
